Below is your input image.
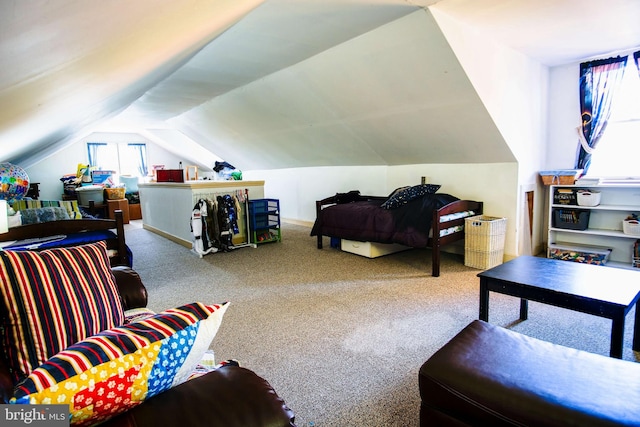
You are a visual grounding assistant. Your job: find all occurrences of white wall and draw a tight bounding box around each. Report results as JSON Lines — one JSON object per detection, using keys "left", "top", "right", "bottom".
{"left": 243, "top": 166, "right": 388, "bottom": 223}
{"left": 172, "top": 10, "right": 514, "bottom": 171}
{"left": 244, "top": 162, "right": 518, "bottom": 257}
{"left": 391, "top": 163, "right": 519, "bottom": 256}
{"left": 239, "top": 9, "right": 563, "bottom": 261}
{"left": 547, "top": 64, "right": 582, "bottom": 168}
{"left": 430, "top": 7, "right": 550, "bottom": 255}
{"left": 20, "top": 22, "right": 593, "bottom": 262}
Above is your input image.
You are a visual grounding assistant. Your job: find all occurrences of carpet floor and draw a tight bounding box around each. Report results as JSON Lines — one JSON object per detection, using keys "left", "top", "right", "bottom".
{"left": 124, "top": 220, "right": 639, "bottom": 427}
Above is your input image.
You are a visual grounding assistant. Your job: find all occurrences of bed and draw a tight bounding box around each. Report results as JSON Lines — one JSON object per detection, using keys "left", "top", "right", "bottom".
{"left": 310, "top": 186, "right": 483, "bottom": 276}
{"left": 0, "top": 210, "right": 131, "bottom": 267}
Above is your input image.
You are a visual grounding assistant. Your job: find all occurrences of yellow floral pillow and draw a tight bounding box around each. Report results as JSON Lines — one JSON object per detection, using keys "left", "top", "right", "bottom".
{"left": 11, "top": 302, "right": 228, "bottom": 426}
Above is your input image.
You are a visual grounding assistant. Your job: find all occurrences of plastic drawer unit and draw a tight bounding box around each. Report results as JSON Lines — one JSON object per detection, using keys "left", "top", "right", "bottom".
{"left": 248, "top": 198, "right": 281, "bottom": 244}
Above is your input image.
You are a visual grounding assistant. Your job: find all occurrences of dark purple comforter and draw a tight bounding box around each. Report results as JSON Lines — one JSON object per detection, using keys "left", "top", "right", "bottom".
{"left": 310, "top": 193, "right": 459, "bottom": 248}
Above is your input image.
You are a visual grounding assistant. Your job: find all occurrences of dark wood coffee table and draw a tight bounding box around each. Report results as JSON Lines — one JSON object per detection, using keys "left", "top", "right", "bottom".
{"left": 478, "top": 255, "right": 640, "bottom": 358}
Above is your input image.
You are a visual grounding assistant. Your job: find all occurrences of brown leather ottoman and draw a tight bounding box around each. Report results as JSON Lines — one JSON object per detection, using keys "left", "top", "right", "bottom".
{"left": 419, "top": 320, "right": 640, "bottom": 426}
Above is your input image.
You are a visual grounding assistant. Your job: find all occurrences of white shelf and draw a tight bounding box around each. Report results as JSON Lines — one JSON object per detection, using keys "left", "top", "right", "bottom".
{"left": 607, "top": 260, "right": 640, "bottom": 270}
{"left": 547, "top": 184, "right": 640, "bottom": 269}
{"left": 551, "top": 203, "right": 640, "bottom": 212}
{"left": 549, "top": 227, "right": 640, "bottom": 239}
{"left": 563, "top": 182, "right": 640, "bottom": 188}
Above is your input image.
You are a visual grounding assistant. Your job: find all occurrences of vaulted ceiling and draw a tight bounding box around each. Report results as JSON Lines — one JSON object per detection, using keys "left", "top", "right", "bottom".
{"left": 1, "top": 0, "right": 639, "bottom": 171}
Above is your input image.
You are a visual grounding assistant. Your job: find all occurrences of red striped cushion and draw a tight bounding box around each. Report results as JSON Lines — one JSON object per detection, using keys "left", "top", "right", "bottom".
{"left": 0, "top": 241, "right": 125, "bottom": 383}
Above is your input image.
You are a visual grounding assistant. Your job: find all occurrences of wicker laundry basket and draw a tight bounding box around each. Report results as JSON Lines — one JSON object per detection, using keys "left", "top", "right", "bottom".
{"left": 464, "top": 215, "right": 507, "bottom": 269}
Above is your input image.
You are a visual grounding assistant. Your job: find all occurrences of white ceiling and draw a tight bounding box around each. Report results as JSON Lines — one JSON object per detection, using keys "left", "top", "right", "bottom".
{"left": 1, "top": 0, "right": 639, "bottom": 170}
{"left": 427, "top": 0, "right": 640, "bottom": 66}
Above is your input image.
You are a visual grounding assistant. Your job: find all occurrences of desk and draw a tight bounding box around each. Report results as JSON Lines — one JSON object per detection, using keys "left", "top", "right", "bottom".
{"left": 478, "top": 256, "right": 640, "bottom": 358}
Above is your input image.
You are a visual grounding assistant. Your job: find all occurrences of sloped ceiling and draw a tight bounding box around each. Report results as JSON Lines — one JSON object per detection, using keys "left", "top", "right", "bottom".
{"left": 167, "top": 9, "right": 513, "bottom": 169}
{"left": 0, "top": 0, "right": 264, "bottom": 166}
{"left": 1, "top": 0, "right": 639, "bottom": 170}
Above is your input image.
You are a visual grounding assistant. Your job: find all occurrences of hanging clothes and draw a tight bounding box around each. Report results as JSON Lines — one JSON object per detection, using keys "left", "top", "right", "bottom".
{"left": 216, "top": 194, "right": 239, "bottom": 251}
{"left": 217, "top": 194, "right": 240, "bottom": 235}
{"left": 191, "top": 189, "right": 251, "bottom": 257}
{"left": 190, "top": 198, "right": 218, "bottom": 257}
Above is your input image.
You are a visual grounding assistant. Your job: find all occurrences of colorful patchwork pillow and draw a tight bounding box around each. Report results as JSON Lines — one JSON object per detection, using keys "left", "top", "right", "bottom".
{"left": 11, "top": 302, "right": 229, "bottom": 427}
{"left": 381, "top": 184, "right": 441, "bottom": 209}
{"left": 0, "top": 241, "right": 125, "bottom": 383}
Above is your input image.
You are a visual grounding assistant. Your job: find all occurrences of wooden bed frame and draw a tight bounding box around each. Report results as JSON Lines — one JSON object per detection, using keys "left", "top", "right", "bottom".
{"left": 314, "top": 195, "right": 483, "bottom": 277}
{"left": 0, "top": 210, "right": 129, "bottom": 266}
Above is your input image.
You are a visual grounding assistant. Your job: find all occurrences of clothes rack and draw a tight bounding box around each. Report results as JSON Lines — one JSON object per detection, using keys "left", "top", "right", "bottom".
{"left": 190, "top": 188, "right": 256, "bottom": 258}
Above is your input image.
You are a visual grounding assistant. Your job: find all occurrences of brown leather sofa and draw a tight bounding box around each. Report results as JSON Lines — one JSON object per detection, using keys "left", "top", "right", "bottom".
{"left": 1, "top": 266, "right": 296, "bottom": 427}
{"left": 419, "top": 320, "right": 640, "bottom": 426}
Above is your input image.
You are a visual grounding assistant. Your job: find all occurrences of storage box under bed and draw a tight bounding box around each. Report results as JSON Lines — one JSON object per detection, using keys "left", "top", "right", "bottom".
{"left": 341, "top": 239, "right": 410, "bottom": 258}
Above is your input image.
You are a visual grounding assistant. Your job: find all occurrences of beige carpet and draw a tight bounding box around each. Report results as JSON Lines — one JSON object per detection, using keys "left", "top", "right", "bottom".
{"left": 124, "top": 220, "right": 639, "bottom": 427}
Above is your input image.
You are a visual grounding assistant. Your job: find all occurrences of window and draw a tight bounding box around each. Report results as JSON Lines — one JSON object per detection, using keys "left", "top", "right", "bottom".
{"left": 585, "top": 58, "right": 640, "bottom": 177}
{"left": 87, "top": 142, "right": 148, "bottom": 178}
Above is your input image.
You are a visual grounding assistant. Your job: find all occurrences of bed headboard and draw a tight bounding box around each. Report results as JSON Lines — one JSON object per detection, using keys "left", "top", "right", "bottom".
{"left": 0, "top": 211, "right": 128, "bottom": 266}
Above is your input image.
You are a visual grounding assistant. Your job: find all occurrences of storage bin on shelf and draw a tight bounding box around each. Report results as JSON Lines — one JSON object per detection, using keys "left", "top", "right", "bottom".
{"left": 75, "top": 185, "right": 104, "bottom": 206}
{"left": 553, "top": 188, "right": 577, "bottom": 205}
{"left": 156, "top": 169, "right": 184, "bottom": 183}
{"left": 464, "top": 215, "right": 507, "bottom": 270}
{"left": 623, "top": 219, "right": 640, "bottom": 236}
{"left": 576, "top": 190, "right": 601, "bottom": 207}
{"left": 548, "top": 243, "right": 612, "bottom": 265}
{"left": 552, "top": 208, "right": 590, "bottom": 230}
{"left": 539, "top": 169, "right": 582, "bottom": 185}
{"left": 104, "top": 187, "right": 125, "bottom": 200}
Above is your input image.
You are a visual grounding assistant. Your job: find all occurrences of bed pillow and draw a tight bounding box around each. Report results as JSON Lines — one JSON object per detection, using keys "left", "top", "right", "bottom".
{"left": 20, "top": 207, "right": 70, "bottom": 224}
{"left": 119, "top": 175, "right": 139, "bottom": 194}
{"left": 12, "top": 200, "right": 83, "bottom": 219}
{"left": 11, "top": 302, "right": 229, "bottom": 427}
{"left": 381, "top": 184, "right": 441, "bottom": 209}
{"left": 0, "top": 241, "right": 125, "bottom": 383}
{"left": 386, "top": 186, "right": 410, "bottom": 199}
